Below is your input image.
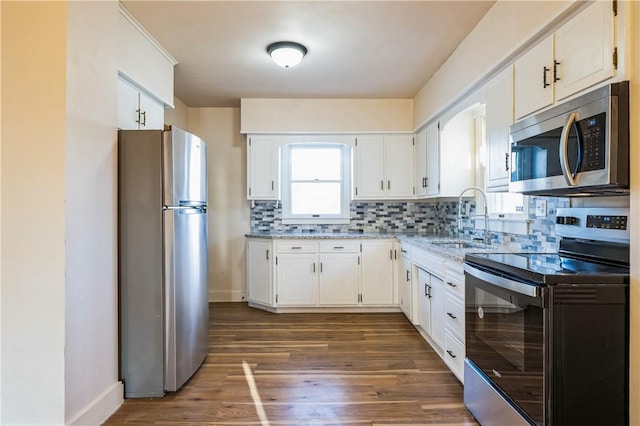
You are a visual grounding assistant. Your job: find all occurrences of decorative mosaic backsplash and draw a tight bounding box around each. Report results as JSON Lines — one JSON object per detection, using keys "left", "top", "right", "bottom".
{"left": 250, "top": 196, "right": 570, "bottom": 252}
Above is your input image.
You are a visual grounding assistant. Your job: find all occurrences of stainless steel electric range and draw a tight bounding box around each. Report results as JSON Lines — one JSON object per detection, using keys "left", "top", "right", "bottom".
{"left": 463, "top": 207, "right": 630, "bottom": 426}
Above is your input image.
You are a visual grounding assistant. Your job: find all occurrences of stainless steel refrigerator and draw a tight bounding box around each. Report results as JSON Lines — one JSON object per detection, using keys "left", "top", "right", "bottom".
{"left": 118, "top": 126, "right": 209, "bottom": 398}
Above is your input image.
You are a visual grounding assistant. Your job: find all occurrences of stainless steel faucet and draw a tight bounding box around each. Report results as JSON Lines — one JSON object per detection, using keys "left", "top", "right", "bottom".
{"left": 457, "top": 186, "right": 491, "bottom": 245}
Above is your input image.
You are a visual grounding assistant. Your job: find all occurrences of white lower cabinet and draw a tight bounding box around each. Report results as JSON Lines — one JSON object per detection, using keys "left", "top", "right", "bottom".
{"left": 360, "top": 240, "right": 396, "bottom": 305}
{"left": 444, "top": 330, "right": 465, "bottom": 383}
{"left": 318, "top": 253, "right": 360, "bottom": 305}
{"left": 246, "top": 239, "right": 273, "bottom": 306}
{"left": 399, "top": 252, "right": 414, "bottom": 322}
{"left": 247, "top": 238, "right": 398, "bottom": 310}
{"left": 277, "top": 253, "right": 318, "bottom": 306}
{"left": 402, "top": 242, "right": 465, "bottom": 383}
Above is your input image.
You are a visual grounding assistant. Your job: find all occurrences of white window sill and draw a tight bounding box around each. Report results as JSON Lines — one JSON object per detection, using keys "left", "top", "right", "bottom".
{"left": 282, "top": 218, "right": 351, "bottom": 225}
{"left": 471, "top": 217, "right": 531, "bottom": 235}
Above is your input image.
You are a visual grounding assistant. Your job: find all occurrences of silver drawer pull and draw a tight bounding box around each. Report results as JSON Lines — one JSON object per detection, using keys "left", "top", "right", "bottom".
{"left": 446, "top": 350, "right": 457, "bottom": 359}
{"left": 447, "top": 312, "right": 457, "bottom": 319}
{"left": 446, "top": 281, "right": 457, "bottom": 288}
{"left": 333, "top": 246, "right": 344, "bottom": 249}
{"left": 291, "top": 246, "right": 302, "bottom": 250}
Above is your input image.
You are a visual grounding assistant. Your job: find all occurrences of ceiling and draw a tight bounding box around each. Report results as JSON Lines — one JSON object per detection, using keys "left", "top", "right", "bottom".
{"left": 122, "top": 1, "right": 496, "bottom": 108}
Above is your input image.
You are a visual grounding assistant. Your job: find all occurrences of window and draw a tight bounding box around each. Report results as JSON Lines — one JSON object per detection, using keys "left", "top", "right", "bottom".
{"left": 281, "top": 143, "right": 351, "bottom": 224}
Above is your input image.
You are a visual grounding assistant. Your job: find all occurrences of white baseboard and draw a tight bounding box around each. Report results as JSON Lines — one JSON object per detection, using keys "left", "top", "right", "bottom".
{"left": 67, "top": 381, "right": 123, "bottom": 426}
{"left": 209, "top": 289, "right": 247, "bottom": 302}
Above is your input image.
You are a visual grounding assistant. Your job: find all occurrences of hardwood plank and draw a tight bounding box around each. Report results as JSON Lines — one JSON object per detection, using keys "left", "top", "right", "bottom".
{"left": 105, "top": 302, "right": 478, "bottom": 425}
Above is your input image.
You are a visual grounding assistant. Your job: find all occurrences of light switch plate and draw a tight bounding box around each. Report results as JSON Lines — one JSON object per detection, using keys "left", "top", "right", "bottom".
{"left": 535, "top": 199, "right": 548, "bottom": 217}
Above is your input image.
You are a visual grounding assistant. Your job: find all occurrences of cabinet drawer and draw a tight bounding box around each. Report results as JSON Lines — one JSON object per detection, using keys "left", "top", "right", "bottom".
{"left": 444, "top": 330, "right": 465, "bottom": 384}
{"left": 444, "top": 262, "right": 464, "bottom": 299}
{"left": 276, "top": 241, "right": 317, "bottom": 253}
{"left": 318, "top": 240, "right": 360, "bottom": 253}
{"left": 444, "top": 293, "right": 465, "bottom": 341}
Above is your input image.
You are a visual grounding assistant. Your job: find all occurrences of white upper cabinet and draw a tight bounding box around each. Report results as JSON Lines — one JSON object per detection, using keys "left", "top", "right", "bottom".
{"left": 485, "top": 66, "right": 514, "bottom": 192}
{"left": 247, "top": 135, "right": 280, "bottom": 200}
{"left": 118, "top": 77, "right": 164, "bottom": 130}
{"left": 554, "top": 1, "right": 615, "bottom": 101}
{"left": 436, "top": 105, "right": 478, "bottom": 197}
{"left": 425, "top": 122, "right": 440, "bottom": 197}
{"left": 514, "top": 1, "right": 617, "bottom": 119}
{"left": 414, "top": 128, "right": 428, "bottom": 198}
{"left": 354, "top": 135, "right": 385, "bottom": 198}
{"left": 514, "top": 35, "right": 554, "bottom": 120}
{"left": 354, "top": 135, "right": 414, "bottom": 199}
{"left": 118, "top": 4, "right": 176, "bottom": 108}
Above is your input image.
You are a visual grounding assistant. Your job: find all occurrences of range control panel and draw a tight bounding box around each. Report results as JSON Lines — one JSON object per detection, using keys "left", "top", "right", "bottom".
{"left": 556, "top": 207, "right": 630, "bottom": 244}
{"left": 586, "top": 215, "right": 627, "bottom": 230}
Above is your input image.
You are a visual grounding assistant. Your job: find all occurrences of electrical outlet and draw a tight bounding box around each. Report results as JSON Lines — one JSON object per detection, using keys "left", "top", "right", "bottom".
{"left": 535, "top": 199, "right": 548, "bottom": 217}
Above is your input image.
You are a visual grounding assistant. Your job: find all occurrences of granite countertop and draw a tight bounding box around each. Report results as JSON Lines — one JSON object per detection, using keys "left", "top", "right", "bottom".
{"left": 246, "top": 231, "right": 506, "bottom": 261}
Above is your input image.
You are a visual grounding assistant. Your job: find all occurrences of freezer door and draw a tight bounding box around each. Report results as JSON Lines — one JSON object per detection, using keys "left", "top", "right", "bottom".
{"left": 163, "top": 127, "right": 208, "bottom": 206}
{"left": 164, "top": 207, "right": 209, "bottom": 391}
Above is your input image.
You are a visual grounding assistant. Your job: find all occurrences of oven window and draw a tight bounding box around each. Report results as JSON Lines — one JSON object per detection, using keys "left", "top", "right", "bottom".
{"left": 466, "top": 272, "right": 544, "bottom": 425}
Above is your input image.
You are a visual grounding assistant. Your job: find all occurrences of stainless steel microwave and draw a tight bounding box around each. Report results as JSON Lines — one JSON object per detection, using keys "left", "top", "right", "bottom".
{"left": 509, "top": 81, "right": 629, "bottom": 196}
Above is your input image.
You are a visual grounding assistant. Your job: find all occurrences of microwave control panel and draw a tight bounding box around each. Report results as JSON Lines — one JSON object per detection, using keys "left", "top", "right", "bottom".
{"left": 579, "top": 112, "right": 606, "bottom": 172}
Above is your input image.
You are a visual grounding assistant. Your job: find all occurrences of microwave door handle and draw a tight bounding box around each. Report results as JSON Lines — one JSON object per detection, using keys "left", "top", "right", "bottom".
{"left": 559, "top": 112, "right": 578, "bottom": 186}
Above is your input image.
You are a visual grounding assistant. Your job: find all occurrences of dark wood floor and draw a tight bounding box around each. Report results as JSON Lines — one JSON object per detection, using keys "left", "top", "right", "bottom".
{"left": 105, "top": 303, "right": 478, "bottom": 425}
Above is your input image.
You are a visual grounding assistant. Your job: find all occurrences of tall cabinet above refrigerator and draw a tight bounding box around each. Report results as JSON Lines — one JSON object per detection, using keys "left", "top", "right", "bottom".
{"left": 118, "top": 126, "right": 209, "bottom": 397}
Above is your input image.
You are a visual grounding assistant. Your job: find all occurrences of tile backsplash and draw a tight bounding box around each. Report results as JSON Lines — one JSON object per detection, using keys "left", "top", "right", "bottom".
{"left": 250, "top": 196, "right": 570, "bottom": 252}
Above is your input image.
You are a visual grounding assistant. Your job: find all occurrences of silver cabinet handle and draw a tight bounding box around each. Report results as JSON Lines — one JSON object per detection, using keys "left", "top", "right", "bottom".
{"left": 425, "top": 283, "right": 428, "bottom": 297}
{"left": 320, "top": 262, "right": 323, "bottom": 273}
{"left": 313, "top": 262, "right": 316, "bottom": 273}
{"left": 505, "top": 152, "right": 510, "bottom": 172}
{"left": 141, "top": 110, "right": 146, "bottom": 126}
{"left": 553, "top": 60, "right": 561, "bottom": 82}
{"left": 447, "top": 312, "right": 457, "bottom": 319}
{"left": 390, "top": 249, "right": 393, "bottom": 260}
{"left": 266, "top": 249, "right": 269, "bottom": 260}
{"left": 291, "top": 246, "right": 302, "bottom": 250}
{"left": 271, "top": 180, "right": 274, "bottom": 190}
{"left": 380, "top": 180, "right": 384, "bottom": 190}
{"left": 333, "top": 246, "right": 344, "bottom": 249}
{"left": 447, "top": 350, "right": 457, "bottom": 359}
{"left": 446, "top": 281, "right": 457, "bottom": 288}
{"left": 388, "top": 180, "right": 391, "bottom": 190}
{"left": 406, "top": 271, "right": 410, "bottom": 282}
{"left": 135, "top": 108, "right": 142, "bottom": 124}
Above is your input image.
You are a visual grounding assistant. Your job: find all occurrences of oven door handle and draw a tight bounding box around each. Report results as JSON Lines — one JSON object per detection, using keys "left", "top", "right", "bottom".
{"left": 464, "top": 263, "right": 540, "bottom": 298}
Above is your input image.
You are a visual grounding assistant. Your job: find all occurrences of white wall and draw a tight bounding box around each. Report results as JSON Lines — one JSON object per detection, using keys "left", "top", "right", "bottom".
{"left": 64, "top": 2, "right": 122, "bottom": 424}
{"left": 241, "top": 98, "right": 413, "bottom": 134}
{"left": 1, "top": 2, "right": 68, "bottom": 423}
{"left": 0, "top": 3, "right": 4, "bottom": 421}
{"left": 165, "top": 97, "right": 190, "bottom": 130}
{"left": 188, "top": 108, "right": 250, "bottom": 301}
{"left": 413, "top": 0, "right": 577, "bottom": 128}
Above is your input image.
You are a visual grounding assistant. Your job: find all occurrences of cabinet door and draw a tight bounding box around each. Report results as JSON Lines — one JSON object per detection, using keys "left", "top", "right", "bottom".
{"left": 354, "top": 136, "right": 385, "bottom": 199}
{"left": 414, "top": 129, "right": 428, "bottom": 198}
{"left": 277, "top": 254, "right": 317, "bottom": 306}
{"left": 360, "top": 240, "right": 394, "bottom": 305}
{"left": 117, "top": 78, "right": 140, "bottom": 130}
{"left": 138, "top": 91, "right": 165, "bottom": 130}
{"left": 417, "top": 269, "right": 431, "bottom": 335}
{"left": 554, "top": 1, "right": 615, "bottom": 101}
{"left": 486, "top": 66, "right": 514, "bottom": 191}
{"left": 246, "top": 240, "right": 272, "bottom": 306}
{"left": 248, "top": 136, "right": 279, "bottom": 200}
{"left": 429, "top": 275, "right": 445, "bottom": 349}
{"left": 400, "top": 257, "right": 413, "bottom": 321}
{"left": 514, "top": 35, "right": 554, "bottom": 119}
{"left": 318, "top": 254, "right": 359, "bottom": 305}
{"left": 425, "top": 122, "right": 440, "bottom": 196}
{"left": 384, "top": 135, "right": 415, "bottom": 198}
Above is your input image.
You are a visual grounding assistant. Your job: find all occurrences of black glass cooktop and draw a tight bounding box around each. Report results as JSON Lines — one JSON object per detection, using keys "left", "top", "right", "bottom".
{"left": 465, "top": 252, "right": 630, "bottom": 285}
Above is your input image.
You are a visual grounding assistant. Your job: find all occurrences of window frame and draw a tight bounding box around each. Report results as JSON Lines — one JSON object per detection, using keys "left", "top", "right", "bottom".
{"left": 280, "top": 143, "right": 352, "bottom": 224}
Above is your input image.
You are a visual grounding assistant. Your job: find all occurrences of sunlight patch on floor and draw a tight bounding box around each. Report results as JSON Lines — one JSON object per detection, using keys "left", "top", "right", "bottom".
{"left": 242, "top": 360, "right": 271, "bottom": 426}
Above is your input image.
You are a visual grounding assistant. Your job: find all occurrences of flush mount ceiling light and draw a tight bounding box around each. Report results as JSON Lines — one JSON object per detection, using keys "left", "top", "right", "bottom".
{"left": 267, "top": 41, "right": 307, "bottom": 68}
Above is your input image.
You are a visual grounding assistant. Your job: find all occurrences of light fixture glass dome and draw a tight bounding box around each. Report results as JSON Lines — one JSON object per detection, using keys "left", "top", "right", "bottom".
{"left": 267, "top": 41, "right": 307, "bottom": 68}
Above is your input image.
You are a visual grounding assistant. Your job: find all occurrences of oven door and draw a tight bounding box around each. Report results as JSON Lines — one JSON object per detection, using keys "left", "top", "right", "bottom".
{"left": 464, "top": 263, "right": 546, "bottom": 425}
